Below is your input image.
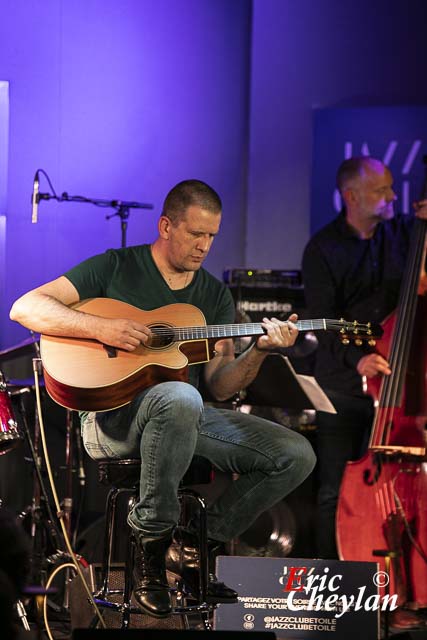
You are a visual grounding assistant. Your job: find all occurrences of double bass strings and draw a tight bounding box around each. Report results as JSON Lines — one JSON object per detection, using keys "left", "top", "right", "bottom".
{"left": 375, "top": 218, "right": 426, "bottom": 444}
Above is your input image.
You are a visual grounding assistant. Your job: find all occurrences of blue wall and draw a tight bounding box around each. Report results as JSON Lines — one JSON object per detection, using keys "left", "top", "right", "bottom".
{"left": 0, "top": 0, "right": 251, "bottom": 348}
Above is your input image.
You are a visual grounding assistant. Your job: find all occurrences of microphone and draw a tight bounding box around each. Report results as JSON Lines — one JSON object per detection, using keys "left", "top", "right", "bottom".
{"left": 31, "top": 171, "right": 39, "bottom": 223}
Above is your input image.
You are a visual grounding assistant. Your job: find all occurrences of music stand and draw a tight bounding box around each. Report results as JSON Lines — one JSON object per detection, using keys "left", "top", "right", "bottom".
{"left": 242, "top": 354, "right": 336, "bottom": 414}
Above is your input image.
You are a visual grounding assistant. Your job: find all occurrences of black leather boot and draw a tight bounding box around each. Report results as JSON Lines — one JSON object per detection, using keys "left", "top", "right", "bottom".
{"left": 132, "top": 533, "right": 173, "bottom": 618}
{"left": 165, "top": 527, "right": 238, "bottom": 604}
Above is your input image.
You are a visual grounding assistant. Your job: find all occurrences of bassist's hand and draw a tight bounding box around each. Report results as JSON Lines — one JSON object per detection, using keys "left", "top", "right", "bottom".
{"left": 97, "top": 318, "right": 152, "bottom": 351}
{"left": 357, "top": 353, "right": 391, "bottom": 378}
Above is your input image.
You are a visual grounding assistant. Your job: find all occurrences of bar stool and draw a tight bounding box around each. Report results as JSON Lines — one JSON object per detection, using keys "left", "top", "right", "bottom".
{"left": 92, "top": 456, "right": 215, "bottom": 630}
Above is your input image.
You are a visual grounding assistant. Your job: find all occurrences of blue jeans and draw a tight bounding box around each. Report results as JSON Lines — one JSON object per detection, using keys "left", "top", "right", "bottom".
{"left": 82, "top": 381, "right": 316, "bottom": 542}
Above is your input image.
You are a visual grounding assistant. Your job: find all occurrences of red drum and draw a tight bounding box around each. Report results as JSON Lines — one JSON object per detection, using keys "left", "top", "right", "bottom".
{"left": 0, "top": 372, "right": 23, "bottom": 455}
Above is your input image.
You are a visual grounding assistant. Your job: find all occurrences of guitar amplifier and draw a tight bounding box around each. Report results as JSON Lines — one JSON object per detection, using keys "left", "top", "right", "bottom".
{"left": 223, "top": 268, "right": 302, "bottom": 288}
{"left": 228, "top": 285, "right": 306, "bottom": 324}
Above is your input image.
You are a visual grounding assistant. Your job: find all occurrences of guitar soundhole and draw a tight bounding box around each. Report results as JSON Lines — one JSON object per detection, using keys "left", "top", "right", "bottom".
{"left": 147, "top": 324, "right": 175, "bottom": 349}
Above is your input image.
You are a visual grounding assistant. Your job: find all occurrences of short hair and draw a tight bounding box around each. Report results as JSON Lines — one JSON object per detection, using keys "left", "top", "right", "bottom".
{"left": 336, "top": 156, "right": 385, "bottom": 195}
{"left": 162, "top": 179, "right": 222, "bottom": 224}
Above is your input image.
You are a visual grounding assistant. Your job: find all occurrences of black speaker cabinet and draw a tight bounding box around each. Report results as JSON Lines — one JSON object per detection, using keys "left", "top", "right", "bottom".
{"left": 68, "top": 564, "right": 185, "bottom": 631}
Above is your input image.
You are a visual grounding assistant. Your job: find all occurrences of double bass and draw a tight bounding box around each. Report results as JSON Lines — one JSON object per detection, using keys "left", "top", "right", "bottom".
{"left": 336, "top": 175, "right": 427, "bottom": 609}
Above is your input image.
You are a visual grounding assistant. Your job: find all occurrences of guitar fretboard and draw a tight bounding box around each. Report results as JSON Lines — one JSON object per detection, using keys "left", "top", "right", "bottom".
{"left": 151, "top": 319, "right": 337, "bottom": 342}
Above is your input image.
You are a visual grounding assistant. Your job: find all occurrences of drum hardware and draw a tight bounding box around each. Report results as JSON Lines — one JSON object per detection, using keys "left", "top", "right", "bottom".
{"left": 229, "top": 500, "right": 296, "bottom": 558}
{"left": 9, "top": 381, "right": 75, "bottom": 631}
{"left": 0, "top": 333, "right": 39, "bottom": 454}
{"left": 0, "top": 370, "right": 24, "bottom": 454}
{"left": 15, "top": 599, "right": 31, "bottom": 631}
{"left": 14, "top": 376, "right": 65, "bottom": 585}
{"left": 0, "top": 335, "right": 91, "bottom": 627}
{"left": 2, "top": 346, "right": 87, "bottom": 577}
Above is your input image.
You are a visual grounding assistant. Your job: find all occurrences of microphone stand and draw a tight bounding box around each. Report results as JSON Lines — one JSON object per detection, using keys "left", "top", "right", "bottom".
{"left": 106, "top": 203, "right": 131, "bottom": 249}
{"left": 36, "top": 179, "right": 153, "bottom": 248}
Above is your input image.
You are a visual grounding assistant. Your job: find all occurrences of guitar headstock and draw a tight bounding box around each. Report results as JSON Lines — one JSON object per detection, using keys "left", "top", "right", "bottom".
{"left": 327, "top": 319, "right": 383, "bottom": 346}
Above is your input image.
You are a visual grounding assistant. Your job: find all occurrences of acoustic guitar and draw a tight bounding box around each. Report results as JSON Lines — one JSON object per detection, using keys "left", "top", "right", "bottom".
{"left": 40, "top": 298, "right": 382, "bottom": 412}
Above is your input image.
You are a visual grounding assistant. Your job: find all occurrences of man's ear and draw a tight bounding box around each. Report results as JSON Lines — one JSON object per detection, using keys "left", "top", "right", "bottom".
{"left": 158, "top": 215, "right": 171, "bottom": 239}
{"left": 342, "top": 187, "right": 355, "bottom": 207}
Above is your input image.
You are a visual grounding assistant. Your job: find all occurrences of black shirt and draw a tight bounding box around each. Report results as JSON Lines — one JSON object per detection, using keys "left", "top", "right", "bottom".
{"left": 302, "top": 212, "right": 414, "bottom": 396}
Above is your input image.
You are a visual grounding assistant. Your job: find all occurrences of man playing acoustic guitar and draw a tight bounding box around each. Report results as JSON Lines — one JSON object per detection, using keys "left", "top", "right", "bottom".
{"left": 10, "top": 179, "right": 316, "bottom": 618}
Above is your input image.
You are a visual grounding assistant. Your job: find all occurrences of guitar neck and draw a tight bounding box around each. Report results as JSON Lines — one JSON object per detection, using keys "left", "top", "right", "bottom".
{"left": 168, "top": 319, "right": 330, "bottom": 342}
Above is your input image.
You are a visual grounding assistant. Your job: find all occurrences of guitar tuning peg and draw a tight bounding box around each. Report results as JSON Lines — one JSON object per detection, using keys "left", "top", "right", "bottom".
{"left": 341, "top": 337, "right": 350, "bottom": 345}
{"left": 355, "top": 339, "right": 363, "bottom": 346}
{"left": 368, "top": 339, "right": 377, "bottom": 347}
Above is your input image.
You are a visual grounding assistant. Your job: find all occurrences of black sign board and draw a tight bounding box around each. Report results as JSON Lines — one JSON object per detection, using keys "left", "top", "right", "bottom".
{"left": 215, "top": 556, "right": 388, "bottom": 639}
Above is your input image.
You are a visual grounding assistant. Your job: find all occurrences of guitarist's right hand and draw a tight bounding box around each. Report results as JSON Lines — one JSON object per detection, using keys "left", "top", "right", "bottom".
{"left": 97, "top": 318, "right": 152, "bottom": 351}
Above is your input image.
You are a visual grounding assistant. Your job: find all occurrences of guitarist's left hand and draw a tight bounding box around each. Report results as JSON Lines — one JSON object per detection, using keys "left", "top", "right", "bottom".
{"left": 255, "top": 313, "right": 299, "bottom": 352}
{"left": 204, "top": 313, "right": 299, "bottom": 401}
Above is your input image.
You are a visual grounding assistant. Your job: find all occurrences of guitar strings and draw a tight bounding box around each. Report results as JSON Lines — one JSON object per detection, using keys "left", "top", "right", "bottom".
{"left": 147, "top": 319, "right": 376, "bottom": 337}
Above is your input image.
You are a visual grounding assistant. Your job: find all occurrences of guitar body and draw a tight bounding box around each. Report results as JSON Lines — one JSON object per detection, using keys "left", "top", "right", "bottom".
{"left": 40, "top": 299, "right": 211, "bottom": 411}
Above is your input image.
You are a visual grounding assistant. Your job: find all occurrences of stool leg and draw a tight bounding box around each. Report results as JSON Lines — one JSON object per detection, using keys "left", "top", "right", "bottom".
{"left": 99, "top": 487, "right": 120, "bottom": 597}
{"left": 176, "top": 488, "right": 214, "bottom": 630}
{"left": 121, "top": 494, "right": 137, "bottom": 629}
{"left": 179, "top": 489, "right": 210, "bottom": 604}
{"left": 197, "top": 493, "right": 209, "bottom": 604}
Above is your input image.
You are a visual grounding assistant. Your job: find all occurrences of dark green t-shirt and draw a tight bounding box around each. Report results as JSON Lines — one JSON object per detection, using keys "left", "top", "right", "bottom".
{"left": 64, "top": 244, "right": 235, "bottom": 391}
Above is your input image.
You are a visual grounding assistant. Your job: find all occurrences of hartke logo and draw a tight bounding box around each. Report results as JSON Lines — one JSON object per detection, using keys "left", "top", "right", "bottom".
{"left": 237, "top": 300, "right": 293, "bottom": 313}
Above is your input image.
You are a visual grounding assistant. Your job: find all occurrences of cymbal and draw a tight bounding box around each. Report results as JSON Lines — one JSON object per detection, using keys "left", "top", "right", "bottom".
{"left": 0, "top": 336, "right": 39, "bottom": 363}
{"left": 7, "top": 377, "right": 45, "bottom": 390}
